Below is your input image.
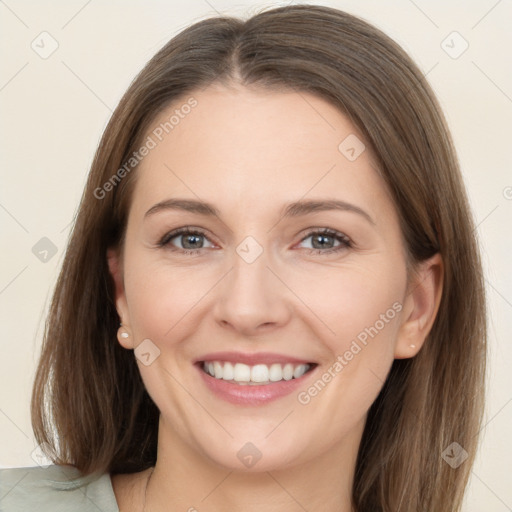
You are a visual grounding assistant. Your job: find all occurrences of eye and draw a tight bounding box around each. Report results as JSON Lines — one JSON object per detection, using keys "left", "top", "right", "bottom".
{"left": 158, "top": 227, "right": 215, "bottom": 254}
{"left": 297, "top": 228, "right": 352, "bottom": 254}
{"left": 157, "top": 226, "right": 352, "bottom": 256}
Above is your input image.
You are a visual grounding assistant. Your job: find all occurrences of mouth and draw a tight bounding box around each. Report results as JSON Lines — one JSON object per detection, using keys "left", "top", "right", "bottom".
{"left": 194, "top": 353, "right": 319, "bottom": 405}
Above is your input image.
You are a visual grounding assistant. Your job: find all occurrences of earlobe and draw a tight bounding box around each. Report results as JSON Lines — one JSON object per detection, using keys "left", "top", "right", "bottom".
{"left": 395, "top": 253, "right": 444, "bottom": 359}
{"left": 107, "top": 247, "right": 133, "bottom": 349}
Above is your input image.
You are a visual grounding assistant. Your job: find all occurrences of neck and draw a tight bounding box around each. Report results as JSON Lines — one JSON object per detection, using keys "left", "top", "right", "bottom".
{"left": 144, "top": 416, "right": 362, "bottom": 512}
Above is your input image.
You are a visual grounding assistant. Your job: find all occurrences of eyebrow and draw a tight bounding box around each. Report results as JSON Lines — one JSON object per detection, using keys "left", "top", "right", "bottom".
{"left": 144, "top": 198, "right": 375, "bottom": 225}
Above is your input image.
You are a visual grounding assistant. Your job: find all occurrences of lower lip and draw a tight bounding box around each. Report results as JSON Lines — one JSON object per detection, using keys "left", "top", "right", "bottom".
{"left": 196, "top": 363, "right": 317, "bottom": 406}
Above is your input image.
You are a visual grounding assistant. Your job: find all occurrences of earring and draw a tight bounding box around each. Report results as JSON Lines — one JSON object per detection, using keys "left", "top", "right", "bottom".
{"left": 118, "top": 323, "right": 130, "bottom": 339}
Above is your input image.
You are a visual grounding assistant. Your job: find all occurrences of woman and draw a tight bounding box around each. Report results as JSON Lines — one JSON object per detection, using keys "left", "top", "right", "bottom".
{"left": 0, "top": 4, "right": 486, "bottom": 511}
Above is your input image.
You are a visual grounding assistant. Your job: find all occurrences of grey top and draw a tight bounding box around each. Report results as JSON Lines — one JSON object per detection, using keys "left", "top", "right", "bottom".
{"left": 0, "top": 464, "right": 119, "bottom": 511}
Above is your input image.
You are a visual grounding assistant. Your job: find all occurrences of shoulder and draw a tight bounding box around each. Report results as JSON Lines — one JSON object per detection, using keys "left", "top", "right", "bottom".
{"left": 0, "top": 464, "right": 119, "bottom": 512}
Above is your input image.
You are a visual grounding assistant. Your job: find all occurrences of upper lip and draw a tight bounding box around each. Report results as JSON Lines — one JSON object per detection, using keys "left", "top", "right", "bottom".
{"left": 195, "top": 351, "right": 315, "bottom": 366}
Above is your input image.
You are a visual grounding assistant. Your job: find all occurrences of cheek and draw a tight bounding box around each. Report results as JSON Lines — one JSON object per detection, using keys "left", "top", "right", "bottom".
{"left": 290, "top": 261, "right": 406, "bottom": 352}
{"left": 124, "top": 255, "right": 216, "bottom": 344}
{"left": 293, "top": 267, "right": 404, "bottom": 425}
{"left": 122, "top": 258, "right": 212, "bottom": 409}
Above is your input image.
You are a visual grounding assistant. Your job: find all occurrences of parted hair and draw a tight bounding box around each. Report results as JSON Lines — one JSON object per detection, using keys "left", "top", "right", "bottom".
{"left": 31, "top": 5, "right": 487, "bottom": 511}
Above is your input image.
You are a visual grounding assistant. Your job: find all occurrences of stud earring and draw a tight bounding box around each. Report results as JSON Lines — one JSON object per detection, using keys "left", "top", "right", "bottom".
{"left": 119, "top": 323, "right": 130, "bottom": 339}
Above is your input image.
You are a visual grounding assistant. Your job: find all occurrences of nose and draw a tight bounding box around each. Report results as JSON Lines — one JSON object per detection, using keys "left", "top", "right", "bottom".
{"left": 212, "top": 245, "right": 292, "bottom": 337}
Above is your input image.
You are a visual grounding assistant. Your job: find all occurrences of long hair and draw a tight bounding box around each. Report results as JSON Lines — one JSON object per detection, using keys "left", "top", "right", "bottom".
{"left": 31, "top": 5, "right": 487, "bottom": 511}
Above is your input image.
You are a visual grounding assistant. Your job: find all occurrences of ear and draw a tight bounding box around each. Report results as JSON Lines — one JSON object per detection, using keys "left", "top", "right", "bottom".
{"left": 395, "top": 252, "right": 444, "bottom": 359}
{"left": 107, "top": 246, "right": 133, "bottom": 349}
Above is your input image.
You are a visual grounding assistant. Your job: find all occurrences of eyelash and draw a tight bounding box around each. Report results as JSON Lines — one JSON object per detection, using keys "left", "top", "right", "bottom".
{"left": 157, "top": 226, "right": 352, "bottom": 256}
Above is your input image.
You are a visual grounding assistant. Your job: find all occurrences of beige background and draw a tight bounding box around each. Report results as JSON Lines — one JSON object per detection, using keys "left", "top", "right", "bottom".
{"left": 1, "top": 1, "right": 511, "bottom": 510}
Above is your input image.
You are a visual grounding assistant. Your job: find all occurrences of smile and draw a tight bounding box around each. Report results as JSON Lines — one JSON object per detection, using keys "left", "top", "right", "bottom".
{"left": 201, "top": 361, "right": 314, "bottom": 385}
{"left": 195, "top": 355, "right": 319, "bottom": 405}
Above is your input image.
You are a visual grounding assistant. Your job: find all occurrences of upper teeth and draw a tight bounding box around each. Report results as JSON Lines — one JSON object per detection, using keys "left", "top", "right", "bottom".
{"left": 202, "top": 361, "right": 311, "bottom": 384}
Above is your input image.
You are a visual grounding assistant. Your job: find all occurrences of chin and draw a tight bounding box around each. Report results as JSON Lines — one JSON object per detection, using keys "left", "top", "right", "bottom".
{"left": 196, "top": 434, "right": 310, "bottom": 474}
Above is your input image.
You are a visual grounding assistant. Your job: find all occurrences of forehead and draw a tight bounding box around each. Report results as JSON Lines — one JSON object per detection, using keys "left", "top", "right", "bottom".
{"left": 129, "top": 84, "right": 394, "bottom": 223}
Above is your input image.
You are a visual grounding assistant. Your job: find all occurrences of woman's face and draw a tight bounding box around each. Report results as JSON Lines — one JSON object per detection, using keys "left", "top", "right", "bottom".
{"left": 109, "top": 83, "right": 433, "bottom": 472}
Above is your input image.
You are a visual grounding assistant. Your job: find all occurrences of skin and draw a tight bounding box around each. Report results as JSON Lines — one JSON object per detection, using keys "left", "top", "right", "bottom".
{"left": 108, "top": 83, "right": 443, "bottom": 512}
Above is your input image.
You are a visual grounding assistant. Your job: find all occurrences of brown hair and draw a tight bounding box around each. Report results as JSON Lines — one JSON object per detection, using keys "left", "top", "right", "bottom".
{"left": 31, "top": 5, "right": 486, "bottom": 511}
